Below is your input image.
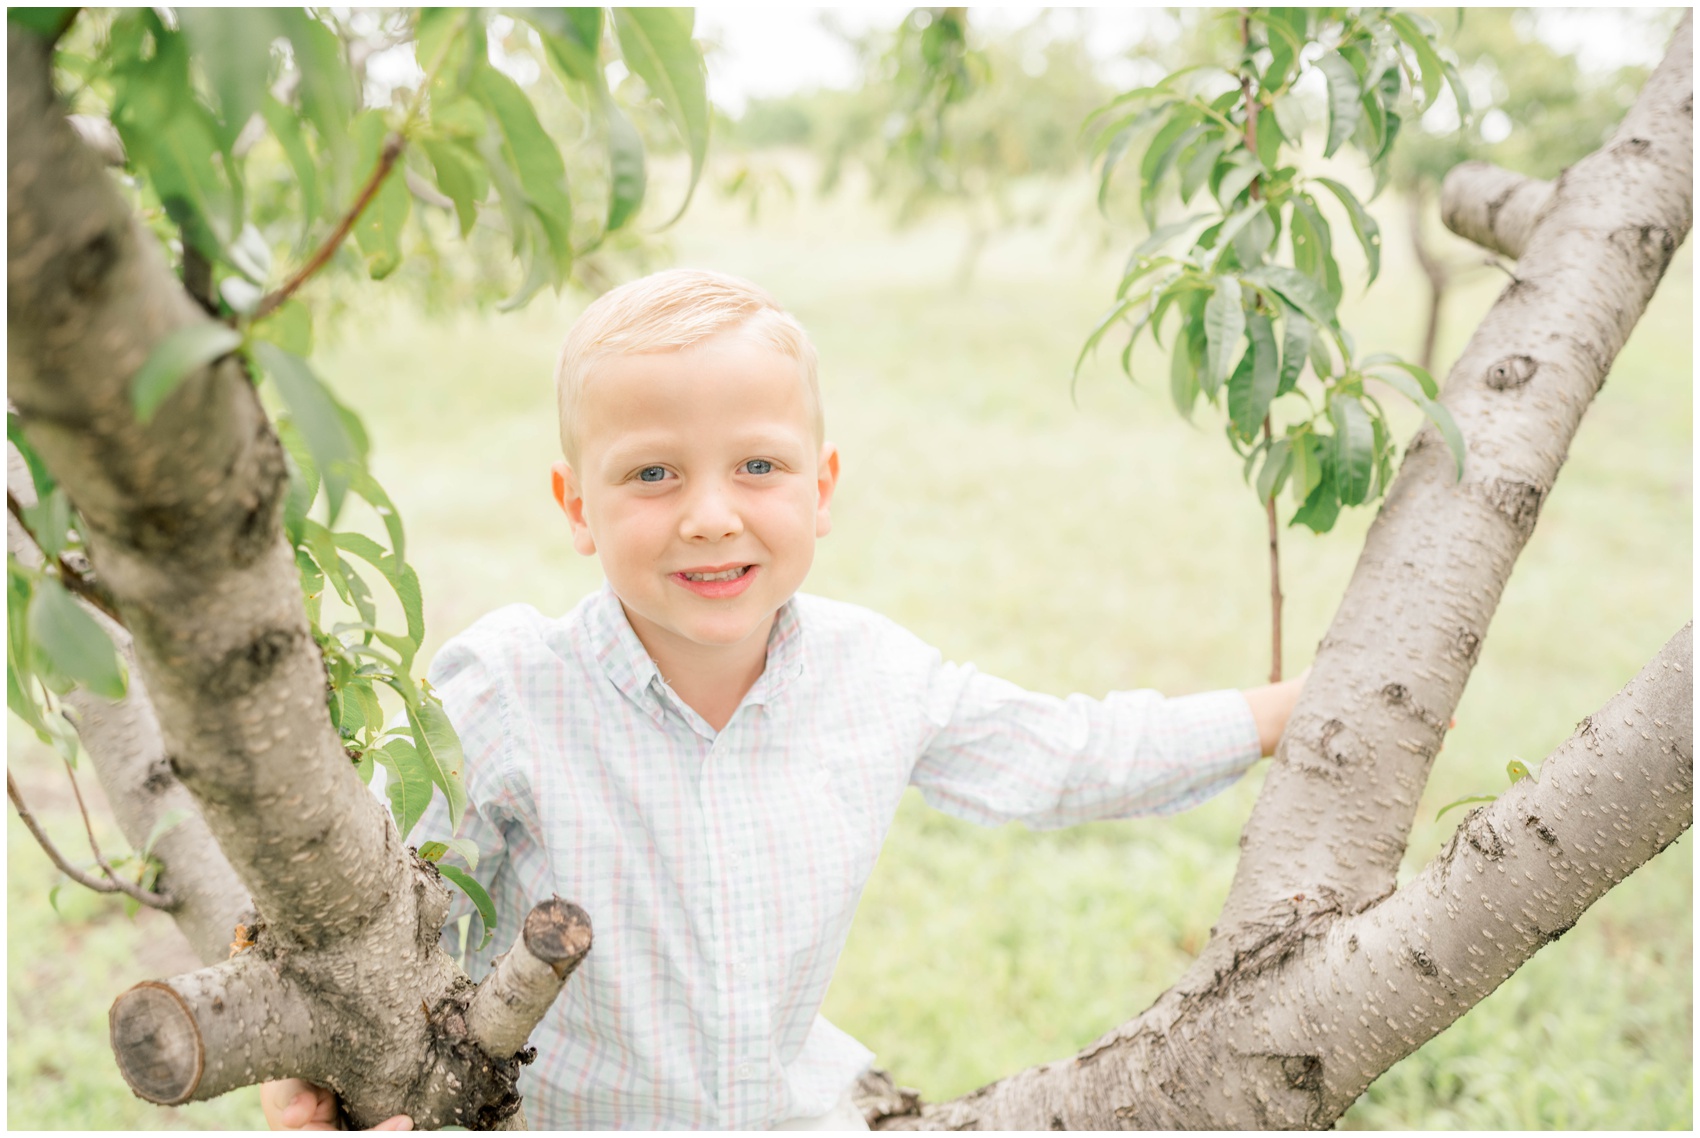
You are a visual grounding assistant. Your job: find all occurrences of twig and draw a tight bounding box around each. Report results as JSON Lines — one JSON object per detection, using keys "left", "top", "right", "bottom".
{"left": 1263, "top": 416, "right": 1283, "bottom": 683}
{"left": 252, "top": 133, "right": 407, "bottom": 321}
{"left": 7, "top": 770, "right": 173, "bottom": 909}
{"left": 7, "top": 491, "right": 125, "bottom": 625}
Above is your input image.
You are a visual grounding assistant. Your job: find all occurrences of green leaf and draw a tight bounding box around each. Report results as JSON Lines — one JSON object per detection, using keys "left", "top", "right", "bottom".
{"left": 1316, "top": 51, "right": 1362, "bottom": 159}
{"left": 1255, "top": 437, "right": 1292, "bottom": 504}
{"left": 1277, "top": 306, "right": 1312, "bottom": 395}
{"left": 612, "top": 8, "right": 709, "bottom": 225}
{"left": 1203, "top": 277, "right": 1245, "bottom": 394}
{"left": 8, "top": 8, "right": 78, "bottom": 40}
{"left": 473, "top": 65, "right": 575, "bottom": 277}
{"left": 1329, "top": 395, "right": 1375, "bottom": 506}
{"left": 1215, "top": 153, "right": 1261, "bottom": 208}
{"left": 1315, "top": 177, "right": 1382, "bottom": 284}
{"left": 437, "top": 864, "right": 496, "bottom": 951}
{"left": 131, "top": 325, "right": 244, "bottom": 423}
{"left": 275, "top": 10, "right": 356, "bottom": 189}
{"left": 1435, "top": 793, "right": 1497, "bottom": 822}
{"left": 1506, "top": 758, "right": 1534, "bottom": 784}
{"left": 1272, "top": 91, "right": 1306, "bottom": 148}
{"left": 1289, "top": 429, "right": 1321, "bottom": 505}
{"left": 141, "top": 808, "right": 192, "bottom": 860}
{"left": 343, "top": 466, "right": 408, "bottom": 567}
{"left": 1170, "top": 327, "right": 1201, "bottom": 419}
{"left": 1242, "top": 264, "right": 1336, "bottom": 329}
{"left": 1372, "top": 367, "right": 1466, "bottom": 480}
{"left": 1229, "top": 313, "right": 1279, "bottom": 441}
{"left": 1139, "top": 114, "right": 1201, "bottom": 226}
{"left": 260, "top": 95, "right": 322, "bottom": 231}
{"left": 422, "top": 139, "right": 482, "bottom": 238}
{"left": 350, "top": 112, "right": 410, "bottom": 280}
{"left": 177, "top": 9, "right": 278, "bottom": 152}
{"left": 1290, "top": 461, "right": 1340, "bottom": 533}
{"left": 1389, "top": 12, "right": 1445, "bottom": 108}
{"left": 8, "top": 413, "right": 56, "bottom": 500}
{"left": 22, "top": 488, "right": 71, "bottom": 560}
{"left": 28, "top": 577, "right": 126, "bottom": 701}
{"left": 332, "top": 531, "right": 425, "bottom": 650}
{"left": 1291, "top": 193, "right": 1342, "bottom": 305}
{"left": 251, "top": 299, "right": 314, "bottom": 358}
{"left": 1178, "top": 134, "right": 1226, "bottom": 204}
{"left": 418, "top": 836, "right": 480, "bottom": 872}
{"left": 408, "top": 700, "right": 467, "bottom": 831}
{"left": 603, "top": 96, "right": 648, "bottom": 232}
{"left": 526, "top": 7, "right": 603, "bottom": 85}
{"left": 376, "top": 737, "right": 434, "bottom": 840}
{"left": 253, "top": 342, "right": 361, "bottom": 524}
{"left": 1134, "top": 214, "right": 1211, "bottom": 259}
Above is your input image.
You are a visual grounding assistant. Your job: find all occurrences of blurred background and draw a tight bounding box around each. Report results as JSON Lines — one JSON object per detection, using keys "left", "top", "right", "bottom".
{"left": 8, "top": 7, "right": 1690, "bottom": 1128}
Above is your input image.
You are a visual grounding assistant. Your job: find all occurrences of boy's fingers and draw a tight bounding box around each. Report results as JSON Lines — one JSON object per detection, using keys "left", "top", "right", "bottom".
{"left": 371, "top": 1117, "right": 414, "bottom": 1131}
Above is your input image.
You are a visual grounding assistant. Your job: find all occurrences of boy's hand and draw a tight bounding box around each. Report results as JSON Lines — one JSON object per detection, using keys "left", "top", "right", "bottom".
{"left": 261, "top": 1078, "right": 411, "bottom": 1131}
{"left": 1242, "top": 669, "right": 1310, "bottom": 757}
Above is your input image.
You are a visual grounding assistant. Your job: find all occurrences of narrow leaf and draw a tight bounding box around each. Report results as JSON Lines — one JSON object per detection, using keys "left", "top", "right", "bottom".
{"left": 254, "top": 342, "right": 361, "bottom": 524}
{"left": 1229, "top": 313, "right": 1279, "bottom": 441}
{"left": 28, "top": 577, "right": 126, "bottom": 701}
{"left": 377, "top": 737, "right": 434, "bottom": 840}
{"left": 131, "top": 325, "right": 243, "bottom": 423}
{"left": 437, "top": 864, "right": 496, "bottom": 951}
{"left": 1315, "top": 176, "right": 1382, "bottom": 284}
{"left": 408, "top": 700, "right": 467, "bottom": 831}
{"left": 1329, "top": 395, "right": 1375, "bottom": 506}
{"left": 612, "top": 8, "right": 709, "bottom": 225}
{"left": 1204, "top": 277, "right": 1245, "bottom": 392}
{"left": 1316, "top": 51, "right": 1362, "bottom": 158}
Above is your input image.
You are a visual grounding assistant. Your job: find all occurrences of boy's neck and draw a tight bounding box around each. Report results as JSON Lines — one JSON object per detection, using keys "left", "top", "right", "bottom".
{"left": 621, "top": 604, "right": 775, "bottom": 733}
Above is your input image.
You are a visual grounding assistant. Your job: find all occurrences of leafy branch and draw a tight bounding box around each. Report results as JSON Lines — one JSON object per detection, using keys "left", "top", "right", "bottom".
{"left": 7, "top": 769, "right": 172, "bottom": 909}
{"left": 1078, "top": 7, "right": 1471, "bottom": 682}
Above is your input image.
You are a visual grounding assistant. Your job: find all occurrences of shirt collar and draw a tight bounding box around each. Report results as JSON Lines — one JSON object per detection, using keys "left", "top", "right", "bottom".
{"left": 586, "top": 582, "right": 806, "bottom": 725}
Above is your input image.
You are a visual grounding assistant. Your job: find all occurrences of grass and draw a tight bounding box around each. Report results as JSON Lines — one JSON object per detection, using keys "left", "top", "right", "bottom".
{"left": 7, "top": 163, "right": 1690, "bottom": 1129}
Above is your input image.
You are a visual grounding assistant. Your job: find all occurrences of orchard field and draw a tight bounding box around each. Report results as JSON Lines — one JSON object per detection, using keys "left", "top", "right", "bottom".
{"left": 8, "top": 157, "right": 1691, "bottom": 1128}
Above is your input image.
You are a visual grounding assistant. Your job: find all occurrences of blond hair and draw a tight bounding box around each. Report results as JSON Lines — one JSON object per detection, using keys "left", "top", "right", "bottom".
{"left": 554, "top": 268, "right": 822, "bottom": 464}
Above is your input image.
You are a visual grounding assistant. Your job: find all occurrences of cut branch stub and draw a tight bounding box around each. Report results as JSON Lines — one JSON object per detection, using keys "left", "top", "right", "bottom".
{"left": 1441, "top": 161, "right": 1554, "bottom": 259}
{"left": 464, "top": 896, "right": 594, "bottom": 1059}
{"left": 109, "top": 982, "right": 203, "bottom": 1106}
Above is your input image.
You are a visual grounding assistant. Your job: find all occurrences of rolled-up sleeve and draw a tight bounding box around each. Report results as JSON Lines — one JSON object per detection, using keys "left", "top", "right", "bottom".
{"left": 908, "top": 660, "right": 1263, "bottom": 830}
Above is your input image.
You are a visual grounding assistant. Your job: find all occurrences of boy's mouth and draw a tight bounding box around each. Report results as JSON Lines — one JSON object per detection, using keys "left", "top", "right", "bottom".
{"left": 671, "top": 564, "right": 758, "bottom": 598}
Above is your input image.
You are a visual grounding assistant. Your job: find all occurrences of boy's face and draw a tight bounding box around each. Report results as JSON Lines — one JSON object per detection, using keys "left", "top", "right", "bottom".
{"left": 552, "top": 330, "right": 838, "bottom": 663}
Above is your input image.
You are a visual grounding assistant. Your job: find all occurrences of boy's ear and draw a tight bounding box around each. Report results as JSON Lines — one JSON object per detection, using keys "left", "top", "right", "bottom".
{"left": 550, "top": 460, "right": 597, "bottom": 556}
{"left": 814, "top": 442, "right": 841, "bottom": 539}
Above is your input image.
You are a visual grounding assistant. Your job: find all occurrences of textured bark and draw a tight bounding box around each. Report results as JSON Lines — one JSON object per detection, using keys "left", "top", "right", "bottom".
{"left": 9, "top": 447, "right": 252, "bottom": 964}
{"left": 1440, "top": 163, "right": 1554, "bottom": 260}
{"left": 870, "top": 13, "right": 1694, "bottom": 1130}
{"left": 7, "top": 24, "right": 585, "bottom": 1127}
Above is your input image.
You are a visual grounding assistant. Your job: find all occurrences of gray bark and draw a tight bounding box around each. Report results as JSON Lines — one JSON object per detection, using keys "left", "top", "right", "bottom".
{"left": 1440, "top": 163, "right": 1554, "bottom": 261}
{"left": 868, "top": 12, "right": 1694, "bottom": 1130}
{"left": 7, "top": 24, "right": 585, "bottom": 1128}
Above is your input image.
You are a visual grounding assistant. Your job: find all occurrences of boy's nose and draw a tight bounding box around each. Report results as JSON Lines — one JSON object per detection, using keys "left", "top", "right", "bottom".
{"left": 678, "top": 480, "right": 743, "bottom": 542}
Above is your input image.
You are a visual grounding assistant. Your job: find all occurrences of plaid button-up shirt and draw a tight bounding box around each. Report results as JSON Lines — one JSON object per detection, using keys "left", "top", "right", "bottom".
{"left": 413, "top": 584, "right": 1261, "bottom": 1129}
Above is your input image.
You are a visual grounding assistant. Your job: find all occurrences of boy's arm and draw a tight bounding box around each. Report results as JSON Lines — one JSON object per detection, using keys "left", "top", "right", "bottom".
{"left": 1242, "top": 670, "right": 1308, "bottom": 757}
{"left": 910, "top": 660, "right": 1306, "bottom": 830}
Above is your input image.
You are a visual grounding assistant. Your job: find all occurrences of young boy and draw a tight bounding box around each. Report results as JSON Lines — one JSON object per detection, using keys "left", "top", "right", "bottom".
{"left": 265, "top": 269, "right": 1304, "bottom": 1131}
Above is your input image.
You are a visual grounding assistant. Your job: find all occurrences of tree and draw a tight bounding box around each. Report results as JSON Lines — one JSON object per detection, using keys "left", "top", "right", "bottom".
{"left": 8, "top": 7, "right": 708, "bottom": 1128}
{"left": 7, "top": 7, "right": 1692, "bottom": 1132}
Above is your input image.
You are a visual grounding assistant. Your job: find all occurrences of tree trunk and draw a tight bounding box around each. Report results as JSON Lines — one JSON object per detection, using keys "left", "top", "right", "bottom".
{"left": 7, "top": 24, "right": 591, "bottom": 1128}
{"left": 864, "top": 13, "right": 1694, "bottom": 1130}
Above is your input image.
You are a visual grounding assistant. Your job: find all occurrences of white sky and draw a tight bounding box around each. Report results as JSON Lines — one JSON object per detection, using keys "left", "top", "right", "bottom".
{"left": 692, "top": 5, "right": 1681, "bottom": 116}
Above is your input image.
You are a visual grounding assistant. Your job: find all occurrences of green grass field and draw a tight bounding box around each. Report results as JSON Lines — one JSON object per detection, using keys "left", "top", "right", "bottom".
{"left": 8, "top": 164, "right": 1691, "bottom": 1129}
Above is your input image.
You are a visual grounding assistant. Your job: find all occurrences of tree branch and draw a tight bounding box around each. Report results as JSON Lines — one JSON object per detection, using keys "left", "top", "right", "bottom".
{"left": 464, "top": 897, "right": 594, "bottom": 1058}
{"left": 1440, "top": 161, "right": 1555, "bottom": 260}
{"left": 252, "top": 134, "right": 405, "bottom": 321}
{"left": 8, "top": 770, "right": 172, "bottom": 908}
{"left": 7, "top": 490, "right": 124, "bottom": 623}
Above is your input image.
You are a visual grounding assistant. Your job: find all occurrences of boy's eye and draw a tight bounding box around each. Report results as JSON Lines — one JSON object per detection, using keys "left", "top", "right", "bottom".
{"left": 743, "top": 459, "right": 774, "bottom": 475}
{"left": 637, "top": 466, "right": 668, "bottom": 482}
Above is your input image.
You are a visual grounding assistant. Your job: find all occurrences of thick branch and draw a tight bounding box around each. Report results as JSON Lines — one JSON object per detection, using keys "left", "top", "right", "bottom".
{"left": 8, "top": 23, "right": 401, "bottom": 951}
{"left": 10, "top": 445, "right": 253, "bottom": 963}
{"left": 109, "top": 953, "right": 325, "bottom": 1106}
{"left": 1440, "top": 161, "right": 1554, "bottom": 259}
{"left": 1220, "top": 8, "right": 1691, "bottom": 930}
{"left": 882, "top": 625, "right": 1692, "bottom": 1129}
